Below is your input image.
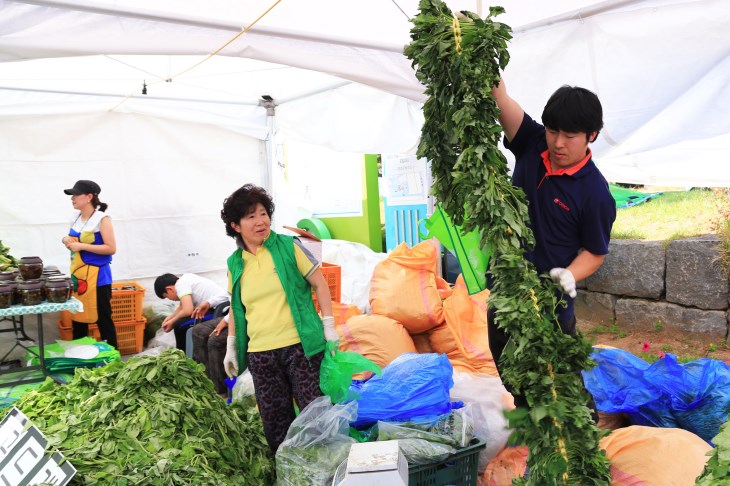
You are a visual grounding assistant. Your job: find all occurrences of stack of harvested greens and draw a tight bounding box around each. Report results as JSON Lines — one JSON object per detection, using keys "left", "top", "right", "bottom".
{"left": 696, "top": 414, "right": 730, "bottom": 485}
{"left": 4, "top": 349, "right": 274, "bottom": 485}
{"left": 0, "top": 240, "right": 18, "bottom": 271}
{"left": 405, "top": 1, "right": 610, "bottom": 484}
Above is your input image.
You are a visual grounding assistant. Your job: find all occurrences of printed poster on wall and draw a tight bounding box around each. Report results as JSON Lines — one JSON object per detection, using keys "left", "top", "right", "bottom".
{"left": 381, "top": 154, "right": 430, "bottom": 205}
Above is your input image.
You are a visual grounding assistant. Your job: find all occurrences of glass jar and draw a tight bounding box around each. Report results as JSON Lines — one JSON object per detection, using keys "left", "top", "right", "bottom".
{"left": 18, "top": 256, "right": 43, "bottom": 280}
{"left": 18, "top": 280, "right": 44, "bottom": 306}
{"left": 45, "top": 278, "right": 71, "bottom": 303}
{"left": 2, "top": 281, "right": 18, "bottom": 306}
{"left": 0, "top": 284, "right": 12, "bottom": 309}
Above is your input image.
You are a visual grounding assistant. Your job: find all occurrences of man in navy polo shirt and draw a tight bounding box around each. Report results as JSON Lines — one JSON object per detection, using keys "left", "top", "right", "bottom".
{"left": 488, "top": 80, "right": 616, "bottom": 411}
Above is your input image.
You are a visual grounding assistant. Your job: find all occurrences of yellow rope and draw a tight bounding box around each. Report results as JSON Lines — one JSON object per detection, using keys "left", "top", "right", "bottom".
{"left": 547, "top": 362, "right": 570, "bottom": 484}
{"left": 109, "top": 0, "right": 283, "bottom": 112}
{"left": 452, "top": 15, "right": 462, "bottom": 54}
{"left": 529, "top": 288, "right": 540, "bottom": 314}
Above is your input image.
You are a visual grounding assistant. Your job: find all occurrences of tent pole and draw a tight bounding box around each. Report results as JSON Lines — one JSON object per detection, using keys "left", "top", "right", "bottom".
{"left": 258, "top": 96, "right": 276, "bottom": 219}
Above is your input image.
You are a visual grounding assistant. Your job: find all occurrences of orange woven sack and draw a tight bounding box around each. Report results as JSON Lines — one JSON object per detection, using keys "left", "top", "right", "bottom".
{"left": 428, "top": 285, "right": 497, "bottom": 375}
{"left": 600, "top": 426, "right": 711, "bottom": 486}
{"left": 331, "top": 302, "right": 362, "bottom": 326}
{"left": 337, "top": 314, "right": 416, "bottom": 370}
{"left": 410, "top": 332, "right": 434, "bottom": 354}
{"left": 454, "top": 273, "right": 490, "bottom": 311}
{"left": 369, "top": 240, "right": 445, "bottom": 334}
{"left": 482, "top": 446, "right": 528, "bottom": 486}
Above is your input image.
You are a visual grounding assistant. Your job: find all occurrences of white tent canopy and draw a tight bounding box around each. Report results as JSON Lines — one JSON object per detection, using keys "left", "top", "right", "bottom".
{"left": 1, "top": 0, "right": 729, "bottom": 283}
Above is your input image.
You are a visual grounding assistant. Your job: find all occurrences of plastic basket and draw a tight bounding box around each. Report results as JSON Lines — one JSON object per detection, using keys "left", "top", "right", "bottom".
{"left": 408, "top": 437, "right": 486, "bottom": 486}
{"left": 57, "top": 317, "right": 146, "bottom": 355}
{"left": 110, "top": 281, "right": 146, "bottom": 322}
{"left": 312, "top": 262, "right": 341, "bottom": 312}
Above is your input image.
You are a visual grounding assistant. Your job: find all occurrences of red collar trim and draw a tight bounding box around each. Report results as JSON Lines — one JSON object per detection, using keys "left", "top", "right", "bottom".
{"left": 541, "top": 149, "right": 592, "bottom": 176}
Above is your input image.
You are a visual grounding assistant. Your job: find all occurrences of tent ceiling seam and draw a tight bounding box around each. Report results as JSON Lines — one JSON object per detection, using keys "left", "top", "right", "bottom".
{"left": 10, "top": 0, "right": 407, "bottom": 53}
{"left": 0, "top": 85, "right": 259, "bottom": 106}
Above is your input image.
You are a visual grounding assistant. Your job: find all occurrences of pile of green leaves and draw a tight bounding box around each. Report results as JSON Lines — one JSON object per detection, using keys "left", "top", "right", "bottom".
{"left": 405, "top": 1, "right": 610, "bottom": 484}
{"left": 696, "top": 414, "right": 730, "bottom": 485}
{"left": 0, "top": 240, "right": 18, "bottom": 271}
{"left": 5, "top": 349, "right": 274, "bottom": 485}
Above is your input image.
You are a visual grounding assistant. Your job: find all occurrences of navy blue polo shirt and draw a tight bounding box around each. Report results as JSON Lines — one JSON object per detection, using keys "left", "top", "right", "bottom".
{"left": 505, "top": 113, "right": 616, "bottom": 318}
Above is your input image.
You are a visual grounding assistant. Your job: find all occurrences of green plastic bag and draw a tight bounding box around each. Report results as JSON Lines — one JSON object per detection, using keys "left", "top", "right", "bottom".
{"left": 320, "top": 341, "right": 381, "bottom": 404}
{"left": 419, "top": 204, "right": 491, "bottom": 294}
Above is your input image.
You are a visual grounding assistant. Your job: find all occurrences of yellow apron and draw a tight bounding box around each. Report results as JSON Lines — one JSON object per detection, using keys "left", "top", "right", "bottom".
{"left": 69, "top": 232, "right": 101, "bottom": 324}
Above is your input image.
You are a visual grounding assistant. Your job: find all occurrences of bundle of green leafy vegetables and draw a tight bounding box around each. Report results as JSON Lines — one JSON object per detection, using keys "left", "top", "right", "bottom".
{"left": 3, "top": 349, "right": 275, "bottom": 485}
{"left": 696, "top": 413, "right": 730, "bottom": 485}
{"left": 376, "top": 406, "right": 473, "bottom": 448}
{"left": 405, "top": 1, "right": 610, "bottom": 484}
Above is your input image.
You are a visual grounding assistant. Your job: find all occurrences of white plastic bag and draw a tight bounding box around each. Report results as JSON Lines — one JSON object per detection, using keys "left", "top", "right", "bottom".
{"left": 450, "top": 371, "right": 512, "bottom": 472}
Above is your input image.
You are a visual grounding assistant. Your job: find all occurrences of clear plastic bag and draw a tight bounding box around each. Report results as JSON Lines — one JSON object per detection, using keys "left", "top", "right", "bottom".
{"left": 376, "top": 405, "right": 473, "bottom": 448}
{"left": 231, "top": 368, "right": 256, "bottom": 404}
{"left": 276, "top": 396, "right": 357, "bottom": 486}
{"left": 394, "top": 438, "right": 455, "bottom": 465}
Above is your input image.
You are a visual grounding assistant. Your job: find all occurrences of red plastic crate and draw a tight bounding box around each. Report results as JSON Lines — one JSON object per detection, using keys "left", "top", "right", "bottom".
{"left": 312, "top": 262, "right": 341, "bottom": 312}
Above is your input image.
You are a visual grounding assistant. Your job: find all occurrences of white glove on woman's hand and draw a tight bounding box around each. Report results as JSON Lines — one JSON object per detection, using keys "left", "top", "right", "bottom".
{"left": 549, "top": 267, "right": 577, "bottom": 298}
{"left": 322, "top": 316, "right": 338, "bottom": 342}
{"left": 223, "top": 335, "right": 239, "bottom": 378}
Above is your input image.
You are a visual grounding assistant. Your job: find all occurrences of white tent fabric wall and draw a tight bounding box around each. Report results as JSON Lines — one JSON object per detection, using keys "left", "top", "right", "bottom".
{"left": 1, "top": 0, "right": 728, "bottom": 187}
{"left": 0, "top": 0, "right": 729, "bottom": 286}
{"left": 502, "top": 0, "right": 730, "bottom": 187}
{"left": 0, "top": 111, "right": 263, "bottom": 280}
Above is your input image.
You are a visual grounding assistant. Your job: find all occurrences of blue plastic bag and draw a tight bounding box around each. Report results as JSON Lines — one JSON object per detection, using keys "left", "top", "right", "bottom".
{"left": 349, "top": 353, "right": 457, "bottom": 429}
{"left": 584, "top": 347, "right": 730, "bottom": 442}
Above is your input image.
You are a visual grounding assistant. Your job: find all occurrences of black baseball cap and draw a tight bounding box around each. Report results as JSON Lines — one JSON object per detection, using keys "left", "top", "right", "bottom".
{"left": 64, "top": 180, "right": 101, "bottom": 196}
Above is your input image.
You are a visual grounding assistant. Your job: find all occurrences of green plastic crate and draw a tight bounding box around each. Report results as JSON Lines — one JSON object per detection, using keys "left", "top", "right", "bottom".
{"left": 408, "top": 437, "right": 485, "bottom": 486}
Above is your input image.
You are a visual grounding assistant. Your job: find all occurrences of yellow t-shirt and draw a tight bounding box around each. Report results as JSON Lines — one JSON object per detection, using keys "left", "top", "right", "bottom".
{"left": 228, "top": 242, "right": 319, "bottom": 352}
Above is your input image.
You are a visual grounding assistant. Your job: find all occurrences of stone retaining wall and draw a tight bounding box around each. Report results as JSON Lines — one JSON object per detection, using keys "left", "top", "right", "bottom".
{"left": 575, "top": 235, "right": 730, "bottom": 341}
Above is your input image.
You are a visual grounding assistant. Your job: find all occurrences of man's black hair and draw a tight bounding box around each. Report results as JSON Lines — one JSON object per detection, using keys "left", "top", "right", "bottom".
{"left": 542, "top": 85, "right": 604, "bottom": 142}
{"left": 220, "top": 184, "right": 275, "bottom": 240}
{"left": 154, "top": 273, "right": 179, "bottom": 299}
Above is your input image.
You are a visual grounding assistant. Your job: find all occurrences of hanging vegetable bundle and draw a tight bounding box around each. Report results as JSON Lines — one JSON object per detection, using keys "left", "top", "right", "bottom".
{"left": 404, "top": 1, "right": 610, "bottom": 484}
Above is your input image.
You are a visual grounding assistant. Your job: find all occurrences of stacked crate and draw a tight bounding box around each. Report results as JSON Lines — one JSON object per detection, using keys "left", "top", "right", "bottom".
{"left": 58, "top": 281, "right": 146, "bottom": 355}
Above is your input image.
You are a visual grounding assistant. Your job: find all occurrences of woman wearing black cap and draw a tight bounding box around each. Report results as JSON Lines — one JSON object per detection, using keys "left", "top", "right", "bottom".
{"left": 61, "top": 180, "right": 118, "bottom": 348}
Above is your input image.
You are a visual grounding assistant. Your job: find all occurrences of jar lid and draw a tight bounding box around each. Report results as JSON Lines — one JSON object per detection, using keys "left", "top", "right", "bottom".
{"left": 18, "top": 280, "right": 44, "bottom": 290}
{"left": 0, "top": 284, "right": 13, "bottom": 293}
{"left": 20, "top": 256, "right": 43, "bottom": 265}
{"left": 45, "top": 279, "right": 70, "bottom": 288}
{"left": 0, "top": 272, "right": 16, "bottom": 281}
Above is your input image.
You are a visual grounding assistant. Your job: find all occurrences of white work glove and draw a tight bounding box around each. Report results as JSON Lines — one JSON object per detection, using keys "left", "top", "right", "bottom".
{"left": 322, "top": 316, "right": 338, "bottom": 342}
{"left": 549, "top": 267, "right": 577, "bottom": 298}
{"left": 223, "top": 335, "right": 239, "bottom": 378}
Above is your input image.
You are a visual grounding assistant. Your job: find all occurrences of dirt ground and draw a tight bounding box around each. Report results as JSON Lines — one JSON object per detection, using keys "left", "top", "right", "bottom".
{"left": 577, "top": 318, "right": 730, "bottom": 364}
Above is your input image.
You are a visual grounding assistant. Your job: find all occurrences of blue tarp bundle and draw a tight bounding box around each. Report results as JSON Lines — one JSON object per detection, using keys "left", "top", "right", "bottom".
{"left": 584, "top": 347, "right": 730, "bottom": 443}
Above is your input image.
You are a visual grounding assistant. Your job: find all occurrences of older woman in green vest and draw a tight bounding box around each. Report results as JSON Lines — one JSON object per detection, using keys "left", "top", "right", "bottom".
{"left": 221, "top": 183, "right": 338, "bottom": 454}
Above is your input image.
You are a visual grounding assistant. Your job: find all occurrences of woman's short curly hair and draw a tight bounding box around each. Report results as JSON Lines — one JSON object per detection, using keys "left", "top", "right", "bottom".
{"left": 221, "top": 184, "right": 275, "bottom": 239}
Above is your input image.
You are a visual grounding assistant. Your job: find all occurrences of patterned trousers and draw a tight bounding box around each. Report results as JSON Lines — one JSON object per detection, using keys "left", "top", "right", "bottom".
{"left": 247, "top": 343, "right": 324, "bottom": 454}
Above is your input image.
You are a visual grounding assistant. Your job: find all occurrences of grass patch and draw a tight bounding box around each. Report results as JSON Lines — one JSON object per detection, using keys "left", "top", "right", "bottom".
{"left": 611, "top": 188, "right": 729, "bottom": 242}
{"left": 587, "top": 322, "right": 627, "bottom": 339}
